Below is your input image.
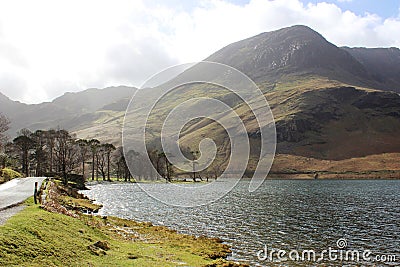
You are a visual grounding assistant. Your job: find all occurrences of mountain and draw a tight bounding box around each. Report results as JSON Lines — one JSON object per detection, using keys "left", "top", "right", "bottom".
{"left": 342, "top": 46, "right": 400, "bottom": 91}
{"left": 0, "top": 86, "right": 135, "bottom": 141}
{"left": 1, "top": 25, "right": 400, "bottom": 177}
{"left": 52, "top": 86, "right": 134, "bottom": 113}
{"left": 168, "top": 25, "right": 400, "bottom": 159}
{"left": 206, "top": 25, "right": 400, "bottom": 92}
{"left": 137, "top": 25, "right": 400, "bottom": 176}
{"left": 0, "top": 93, "right": 27, "bottom": 116}
{"left": 207, "top": 26, "right": 365, "bottom": 85}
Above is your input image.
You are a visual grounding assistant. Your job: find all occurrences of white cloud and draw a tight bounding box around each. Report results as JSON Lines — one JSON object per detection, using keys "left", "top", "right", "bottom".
{"left": 0, "top": 0, "right": 399, "bottom": 103}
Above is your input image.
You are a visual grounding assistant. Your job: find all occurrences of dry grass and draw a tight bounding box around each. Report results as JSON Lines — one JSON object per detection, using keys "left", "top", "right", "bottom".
{"left": 270, "top": 153, "right": 400, "bottom": 179}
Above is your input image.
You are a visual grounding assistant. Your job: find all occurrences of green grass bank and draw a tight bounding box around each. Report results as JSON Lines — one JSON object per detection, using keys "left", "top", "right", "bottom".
{"left": 0, "top": 181, "right": 247, "bottom": 267}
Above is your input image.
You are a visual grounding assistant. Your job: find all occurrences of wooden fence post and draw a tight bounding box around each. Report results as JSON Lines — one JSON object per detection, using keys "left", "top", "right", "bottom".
{"left": 34, "top": 182, "right": 38, "bottom": 204}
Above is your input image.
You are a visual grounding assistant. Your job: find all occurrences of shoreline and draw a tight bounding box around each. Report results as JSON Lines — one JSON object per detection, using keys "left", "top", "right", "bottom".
{"left": 0, "top": 180, "right": 248, "bottom": 267}
{"left": 83, "top": 175, "right": 400, "bottom": 186}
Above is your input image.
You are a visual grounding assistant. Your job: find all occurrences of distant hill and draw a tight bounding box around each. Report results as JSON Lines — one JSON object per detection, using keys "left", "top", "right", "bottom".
{"left": 52, "top": 86, "right": 135, "bottom": 113}
{"left": 0, "top": 86, "right": 135, "bottom": 140}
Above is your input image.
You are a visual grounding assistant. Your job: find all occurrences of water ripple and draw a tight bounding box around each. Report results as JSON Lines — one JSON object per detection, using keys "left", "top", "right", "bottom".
{"left": 82, "top": 180, "right": 400, "bottom": 266}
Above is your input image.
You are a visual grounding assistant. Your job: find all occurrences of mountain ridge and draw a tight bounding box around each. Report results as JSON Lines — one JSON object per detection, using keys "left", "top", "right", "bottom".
{"left": 0, "top": 86, "right": 136, "bottom": 137}
{"left": 342, "top": 46, "right": 400, "bottom": 91}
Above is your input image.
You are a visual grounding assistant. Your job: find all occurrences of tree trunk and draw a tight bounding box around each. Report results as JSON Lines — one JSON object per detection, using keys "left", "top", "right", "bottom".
{"left": 82, "top": 160, "right": 85, "bottom": 180}
{"left": 107, "top": 152, "right": 111, "bottom": 181}
{"left": 23, "top": 151, "right": 29, "bottom": 177}
{"left": 49, "top": 147, "right": 53, "bottom": 173}
{"left": 62, "top": 165, "right": 67, "bottom": 185}
{"left": 92, "top": 153, "right": 95, "bottom": 181}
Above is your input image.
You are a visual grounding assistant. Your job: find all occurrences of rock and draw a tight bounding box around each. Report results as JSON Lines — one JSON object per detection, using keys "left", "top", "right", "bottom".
{"left": 276, "top": 117, "right": 318, "bottom": 142}
{"left": 87, "top": 244, "right": 107, "bottom": 256}
{"left": 127, "top": 254, "right": 138, "bottom": 259}
{"left": 87, "top": 240, "right": 110, "bottom": 256}
{"left": 93, "top": 240, "right": 110, "bottom": 250}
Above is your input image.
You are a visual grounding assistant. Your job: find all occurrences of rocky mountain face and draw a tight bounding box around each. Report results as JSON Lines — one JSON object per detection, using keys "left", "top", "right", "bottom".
{"left": 275, "top": 86, "right": 400, "bottom": 143}
{"left": 206, "top": 25, "right": 398, "bottom": 91}
{"left": 271, "top": 85, "right": 400, "bottom": 159}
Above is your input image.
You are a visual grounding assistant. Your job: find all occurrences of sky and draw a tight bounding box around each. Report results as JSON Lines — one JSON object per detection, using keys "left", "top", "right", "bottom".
{"left": 0, "top": 0, "right": 399, "bottom": 104}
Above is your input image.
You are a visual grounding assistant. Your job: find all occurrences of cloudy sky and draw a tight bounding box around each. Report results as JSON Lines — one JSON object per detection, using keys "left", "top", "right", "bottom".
{"left": 0, "top": 0, "right": 399, "bottom": 104}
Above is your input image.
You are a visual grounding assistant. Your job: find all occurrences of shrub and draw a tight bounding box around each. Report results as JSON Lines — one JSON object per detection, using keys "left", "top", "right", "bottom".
{"left": 1, "top": 168, "right": 23, "bottom": 181}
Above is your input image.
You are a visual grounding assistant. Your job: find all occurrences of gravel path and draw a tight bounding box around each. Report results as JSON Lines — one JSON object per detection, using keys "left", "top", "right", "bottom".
{"left": 0, "top": 205, "right": 26, "bottom": 225}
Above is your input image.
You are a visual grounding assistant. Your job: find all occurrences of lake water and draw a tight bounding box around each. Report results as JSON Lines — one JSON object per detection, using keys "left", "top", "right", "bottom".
{"left": 82, "top": 180, "right": 400, "bottom": 266}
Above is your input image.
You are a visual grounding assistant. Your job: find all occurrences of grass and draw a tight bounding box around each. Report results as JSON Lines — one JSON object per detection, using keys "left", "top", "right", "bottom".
{"left": 0, "top": 183, "right": 245, "bottom": 267}
{"left": 0, "top": 168, "right": 23, "bottom": 184}
{"left": 0, "top": 197, "right": 107, "bottom": 267}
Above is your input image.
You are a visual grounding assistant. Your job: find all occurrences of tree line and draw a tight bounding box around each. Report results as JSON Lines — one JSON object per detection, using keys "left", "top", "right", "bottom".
{"left": 0, "top": 115, "right": 132, "bottom": 184}
{"left": 0, "top": 113, "right": 223, "bottom": 184}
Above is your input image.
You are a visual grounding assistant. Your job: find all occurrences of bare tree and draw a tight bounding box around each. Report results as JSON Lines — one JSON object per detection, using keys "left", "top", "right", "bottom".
{"left": 148, "top": 149, "right": 162, "bottom": 180}
{"left": 13, "top": 129, "right": 34, "bottom": 177}
{"left": 190, "top": 150, "right": 200, "bottom": 182}
{"left": 31, "top": 130, "right": 47, "bottom": 176}
{"left": 114, "top": 146, "right": 130, "bottom": 181}
{"left": 0, "top": 114, "right": 10, "bottom": 149}
{"left": 0, "top": 114, "right": 10, "bottom": 170}
{"left": 76, "top": 139, "right": 89, "bottom": 179}
{"left": 45, "top": 129, "right": 56, "bottom": 173}
{"left": 54, "top": 130, "right": 79, "bottom": 184}
{"left": 96, "top": 144, "right": 107, "bottom": 180}
{"left": 88, "top": 139, "right": 100, "bottom": 181}
{"left": 126, "top": 150, "right": 141, "bottom": 182}
{"left": 2, "top": 142, "right": 18, "bottom": 170}
{"left": 157, "top": 152, "right": 174, "bottom": 182}
{"left": 0, "top": 153, "right": 6, "bottom": 169}
{"left": 211, "top": 163, "right": 223, "bottom": 180}
{"left": 114, "top": 147, "right": 123, "bottom": 180}
{"left": 103, "top": 143, "right": 116, "bottom": 181}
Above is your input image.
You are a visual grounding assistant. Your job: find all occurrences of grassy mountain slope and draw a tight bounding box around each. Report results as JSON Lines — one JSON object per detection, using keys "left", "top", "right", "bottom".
{"left": 177, "top": 76, "right": 400, "bottom": 162}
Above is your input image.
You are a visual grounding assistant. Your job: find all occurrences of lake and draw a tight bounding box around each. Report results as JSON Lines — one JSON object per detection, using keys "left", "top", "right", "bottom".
{"left": 82, "top": 180, "right": 400, "bottom": 266}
